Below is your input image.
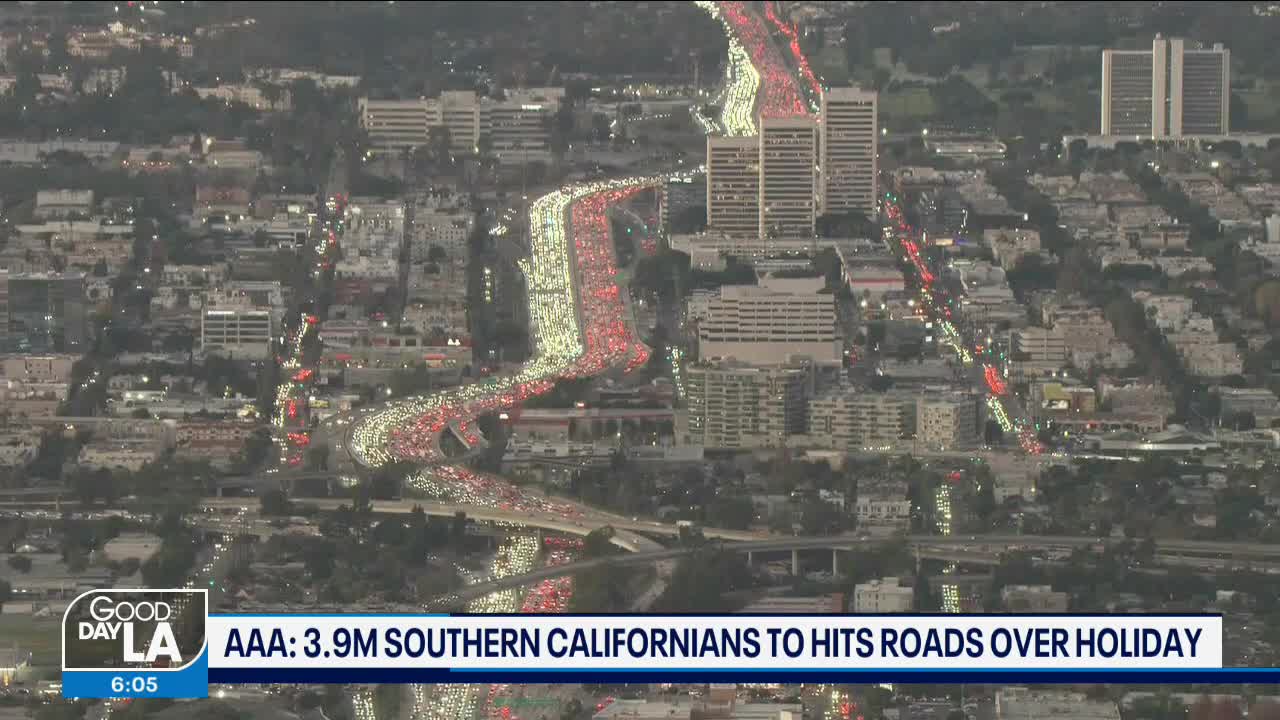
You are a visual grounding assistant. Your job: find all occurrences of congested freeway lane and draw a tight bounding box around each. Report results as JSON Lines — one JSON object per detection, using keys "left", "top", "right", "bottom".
{"left": 714, "top": 1, "right": 809, "bottom": 119}
{"left": 328, "top": 172, "right": 704, "bottom": 541}
{"left": 694, "top": 1, "right": 760, "bottom": 136}
{"left": 346, "top": 176, "right": 668, "bottom": 470}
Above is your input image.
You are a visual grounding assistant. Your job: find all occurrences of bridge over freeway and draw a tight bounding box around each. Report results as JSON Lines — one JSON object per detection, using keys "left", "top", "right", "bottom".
{"left": 426, "top": 533, "right": 1280, "bottom": 608}
{"left": 198, "top": 496, "right": 760, "bottom": 540}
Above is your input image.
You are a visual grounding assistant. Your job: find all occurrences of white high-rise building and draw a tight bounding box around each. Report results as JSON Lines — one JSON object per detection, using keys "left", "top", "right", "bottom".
{"left": 1101, "top": 36, "right": 1229, "bottom": 138}
{"left": 1171, "top": 39, "right": 1230, "bottom": 135}
{"left": 697, "top": 274, "right": 840, "bottom": 366}
{"left": 820, "top": 87, "right": 878, "bottom": 217}
{"left": 759, "top": 116, "right": 818, "bottom": 240}
{"left": 683, "top": 360, "right": 813, "bottom": 449}
{"left": 1101, "top": 49, "right": 1155, "bottom": 137}
{"left": 706, "top": 135, "right": 761, "bottom": 239}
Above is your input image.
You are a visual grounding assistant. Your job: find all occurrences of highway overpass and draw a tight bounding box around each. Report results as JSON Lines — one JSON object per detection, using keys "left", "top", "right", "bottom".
{"left": 430, "top": 533, "right": 1280, "bottom": 608}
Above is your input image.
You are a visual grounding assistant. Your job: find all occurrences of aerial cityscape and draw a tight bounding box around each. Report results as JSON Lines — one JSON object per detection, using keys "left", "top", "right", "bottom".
{"left": 1, "top": 0, "right": 1280, "bottom": 717}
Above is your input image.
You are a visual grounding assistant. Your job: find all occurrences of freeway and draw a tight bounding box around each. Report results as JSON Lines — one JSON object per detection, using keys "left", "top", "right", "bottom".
{"left": 693, "top": 1, "right": 760, "bottom": 135}
{"left": 431, "top": 533, "right": 1280, "bottom": 607}
{"left": 193, "top": 495, "right": 1280, "bottom": 567}
{"left": 195, "top": 496, "right": 759, "bottom": 546}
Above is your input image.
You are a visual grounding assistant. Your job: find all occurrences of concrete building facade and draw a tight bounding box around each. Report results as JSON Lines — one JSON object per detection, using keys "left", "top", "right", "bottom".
{"left": 820, "top": 86, "right": 878, "bottom": 217}
{"left": 683, "top": 361, "right": 812, "bottom": 449}
{"left": 706, "top": 135, "right": 761, "bottom": 240}
{"left": 697, "top": 274, "right": 839, "bottom": 366}
{"left": 759, "top": 117, "right": 818, "bottom": 240}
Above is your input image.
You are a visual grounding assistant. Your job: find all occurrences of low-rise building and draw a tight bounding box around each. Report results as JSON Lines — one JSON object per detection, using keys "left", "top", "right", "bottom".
{"left": 34, "top": 190, "right": 94, "bottom": 219}
{"left": 201, "top": 308, "right": 273, "bottom": 359}
{"left": 852, "top": 577, "right": 914, "bottom": 613}
{"left": 854, "top": 494, "right": 911, "bottom": 534}
{"left": 0, "top": 355, "right": 76, "bottom": 382}
{"left": 1001, "top": 584, "right": 1069, "bottom": 612}
{"left": 1215, "top": 386, "right": 1280, "bottom": 425}
{"left": 996, "top": 688, "right": 1120, "bottom": 720}
{"left": 0, "top": 427, "right": 41, "bottom": 466}
{"left": 175, "top": 420, "right": 261, "bottom": 466}
{"left": 102, "top": 533, "right": 161, "bottom": 564}
{"left": 1180, "top": 343, "right": 1243, "bottom": 378}
{"left": 983, "top": 228, "right": 1041, "bottom": 270}
{"left": 78, "top": 440, "right": 163, "bottom": 471}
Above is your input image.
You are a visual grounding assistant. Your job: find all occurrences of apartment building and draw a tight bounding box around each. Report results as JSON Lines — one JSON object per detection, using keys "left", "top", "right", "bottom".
{"left": 808, "top": 389, "right": 915, "bottom": 451}
{"left": 916, "top": 393, "right": 979, "bottom": 450}
{"left": 683, "top": 360, "right": 813, "bottom": 449}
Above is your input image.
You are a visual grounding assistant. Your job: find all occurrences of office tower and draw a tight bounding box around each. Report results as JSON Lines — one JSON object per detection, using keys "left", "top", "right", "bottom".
{"left": 683, "top": 360, "right": 812, "bottom": 449}
{"left": 759, "top": 116, "right": 818, "bottom": 240}
{"left": 820, "top": 86, "right": 878, "bottom": 217}
{"left": 1101, "top": 36, "right": 1230, "bottom": 137}
{"left": 1101, "top": 49, "right": 1155, "bottom": 136}
{"left": 697, "top": 274, "right": 840, "bottom": 366}
{"left": 1172, "top": 39, "right": 1230, "bottom": 135}
{"left": 437, "top": 90, "right": 482, "bottom": 154}
{"left": 483, "top": 90, "right": 560, "bottom": 164}
{"left": 706, "top": 135, "right": 760, "bottom": 239}
{"left": 357, "top": 98, "right": 431, "bottom": 152}
{"left": 0, "top": 273, "right": 88, "bottom": 353}
{"left": 358, "top": 89, "right": 562, "bottom": 160}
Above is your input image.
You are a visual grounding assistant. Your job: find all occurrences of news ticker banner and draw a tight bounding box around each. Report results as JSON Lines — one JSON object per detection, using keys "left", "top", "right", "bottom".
{"left": 63, "top": 589, "right": 1254, "bottom": 699}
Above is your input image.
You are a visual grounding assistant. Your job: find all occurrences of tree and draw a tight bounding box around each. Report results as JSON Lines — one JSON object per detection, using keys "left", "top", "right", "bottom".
{"left": 548, "top": 105, "right": 574, "bottom": 157}
{"left": 260, "top": 490, "right": 291, "bottom": 516}
{"left": 670, "top": 205, "right": 707, "bottom": 235}
{"left": 305, "top": 442, "right": 331, "bottom": 471}
{"left": 303, "top": 539, "right": 337, "bottom": 580}
{"left": 706, "top": 495, "right": 756, "bottom": 530}
{"left": 428, "top": 125, "right": 454, "bottom": 168}
{"left": 653, "top": 548, "right": 752, "bottom": 612}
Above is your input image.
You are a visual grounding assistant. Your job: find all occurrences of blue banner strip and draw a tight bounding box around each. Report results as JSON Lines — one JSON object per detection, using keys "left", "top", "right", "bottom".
{"left": 64, "top": 651, "right": 209, "bottom": 699}
{"left": 207, "top": 668, "right": 1276, "bottom": 684}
